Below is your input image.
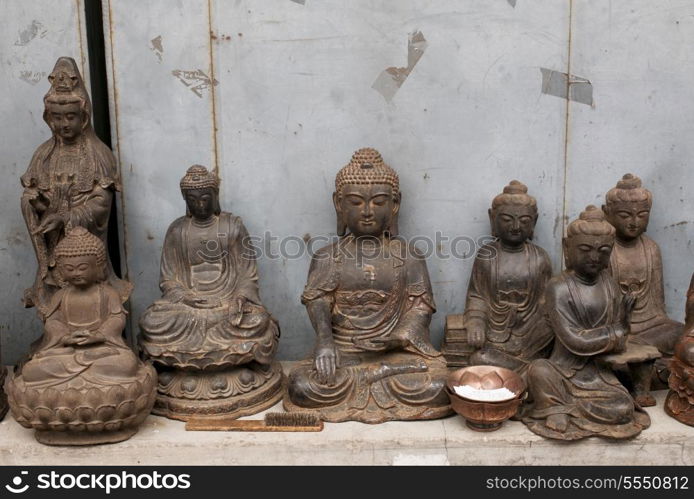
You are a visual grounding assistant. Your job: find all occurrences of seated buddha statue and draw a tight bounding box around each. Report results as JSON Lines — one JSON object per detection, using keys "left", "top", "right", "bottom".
{"left": 665, "top": 273, "right": 694, "bottom": 426}
{"left": 7, "top": 227, "right": 156, "bottom": 445}
{"left": 442, "top": 180, "right": 553, "bottom": 375}
{"left": 521, "top": 206, "right": 651, "bottom": 440}
{"left": 139, "top": 165, "right": 282, "bottom": 420}
{"left": 284, "top": 148, "right": 451, "bottom": 423}
{"left": 602, "top": 174, "right": 683, "bottom": 391}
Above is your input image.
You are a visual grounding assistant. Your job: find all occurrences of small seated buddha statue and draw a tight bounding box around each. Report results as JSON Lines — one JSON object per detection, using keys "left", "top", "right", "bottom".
{"left": 602, "top": 174, "right": 683, "bottom": 394}
{"left": 139, "top": 165, "right": 282, "bottom": 420}
{"left": 442, "top": 180, "right": 553, "bottom": 375}
{"left": 665, "top": 273, "right": 694, "bottom": 426}
{"left": 284, "top": 148, "right": 451, "bottom": 423}
{"left": 7, "top": 227, "right": 156, "bottom": 445}
{"left": 521, "top": 206, "right": 651, "bottom": 440}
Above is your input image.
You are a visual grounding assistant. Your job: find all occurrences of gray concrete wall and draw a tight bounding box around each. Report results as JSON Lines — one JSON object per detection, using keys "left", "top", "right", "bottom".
{"left": 2, "top": 0, "right": 693, "bottom": 363}
{"left": 0, "top": 0, "right": 90, "bottom": 363}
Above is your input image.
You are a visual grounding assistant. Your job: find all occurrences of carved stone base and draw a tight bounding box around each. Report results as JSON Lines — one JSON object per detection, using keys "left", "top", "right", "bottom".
{"left": 152, "top": 362, "right": 284, "bottom": 421}
{"left": 8, "top": 363, "right": 157, "bottom": 446}
{"left": 664, "top": 359, "right": 694, "bottom": 427}
{"left": 283, "top": 393, "right": 452, "bottom": 424}
{"left": 35, "top": 427, "right": 137, "bottom": 446}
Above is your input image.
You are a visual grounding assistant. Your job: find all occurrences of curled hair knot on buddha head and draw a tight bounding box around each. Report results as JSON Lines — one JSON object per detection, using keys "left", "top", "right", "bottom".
{"left": 54, "top": 227, "right": 107, "bottom": 283}
{"left": 180, "top": 165, "right": 221, "bottom": 216}
{"left": 605, "top": 173, "right": 652, "bottom": 207}
{"left": 491, "top": 180, "right": 538, "bottom": 213}
{"left": 333, "top": 148, "right": 401, "bottom": 237}
{"left": 567, "top": 205, "right": 616, "bottom": 238}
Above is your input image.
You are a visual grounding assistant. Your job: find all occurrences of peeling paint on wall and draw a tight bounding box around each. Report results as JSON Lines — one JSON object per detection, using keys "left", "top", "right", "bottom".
{"left": 507, "top": 0, "right": 517, "bottom": 7}
{"left": 150, "top": 35, "right": 164, "bottom": 62}
{"left": 372, "top": 30, "right": 427, "bottom": 102}
{"left": 15, "top": 20, "right": 47, "bottom": 46}
{"left": 540, "top": 68, "right": 594, "bottom": 106}
{"left": 171, "top": 69, "right": 219, "bottom": 98}
{"left": 290, "top": 0, "right": 306, "bottom": 5}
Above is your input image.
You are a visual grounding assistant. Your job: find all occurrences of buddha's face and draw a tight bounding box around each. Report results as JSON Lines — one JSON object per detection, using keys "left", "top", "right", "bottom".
{"left": 47, "top": 101, "right": 84, "bottom": 142}
{"left": 335, "top": 183, "right": 399, "bottom": 238}
{"left": 603, "top": 200, "right": 651, "bottom": 241}
{"left": 564, "top": 234, "right": 614, "bottom": 280}
{"left": 184, "top": 188, "right": 218, "bottom": 220}
{"left": 490, "top": 203, "right": 537, "bottom": 248}
{"left": 57, "top": 254, "right": 100, "bottom": 289}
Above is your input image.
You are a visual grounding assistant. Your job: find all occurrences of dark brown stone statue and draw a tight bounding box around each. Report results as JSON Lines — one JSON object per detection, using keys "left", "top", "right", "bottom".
{"left": 20, "top": 57, "right": 131, "bottom": 319}
{"left": 665, "top": 274, "right": 694, "bottom": 426}
{"left": 284, "top": 148, "right": 451, "bottom": 423}
{"left": 442, "top": 181, "right": 553, "bottom": 374}
{"left": 521, "top": 206, "right": 651, "bottom": 440}
{"left": 602, "top": 174, "right": 683, "bottom": 400}
{"left": 139, "top": 165, "right": 283, "bottom": 420}
{"left": 7, "top": 228, "right": 156, "bottom": 445}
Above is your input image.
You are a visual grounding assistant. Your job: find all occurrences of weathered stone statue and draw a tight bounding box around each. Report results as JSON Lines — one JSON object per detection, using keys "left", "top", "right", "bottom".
{"left": 20, "top": 57, "right": 131, "bottom": 319}
{"left": 7, "top": 228, "right": 156, "bottom": 445}
{"left": 521, "top": 206, "right": 651, "bottom": 440}
{"left": 442, "top": 181, "right": 553, "bottom": 374}
{"left": 665, "top": 273, "right": 694, "bottom": 426}
{"left": 284, "top": 148, "right": 451, "bottom": 423}
{"left": 603, "top": 174, "right": 683, "bottom": 392}
{"left": 139, "top": 165, "right": 283, "bottom": 420}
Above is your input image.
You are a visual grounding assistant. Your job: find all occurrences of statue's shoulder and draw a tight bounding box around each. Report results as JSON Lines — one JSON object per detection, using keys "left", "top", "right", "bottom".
{"left": 21, "top": 139, "right": 54, "bottom": 187}
{"left": 312, "top": 240, "right": 341, "bottom": 260}
{"left": 640, "top": 234, "right": 662, "bottom": 255}
{"left": 44, "top": 288, "right": 68, "bottom": 319}
{"left": 545, "top": 274, "right": 571, "bottom": 303}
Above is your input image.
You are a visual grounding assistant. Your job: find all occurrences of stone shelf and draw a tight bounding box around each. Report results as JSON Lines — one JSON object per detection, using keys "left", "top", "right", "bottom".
{"left": 1, "top": 372, "right": 691, "bottom": 465}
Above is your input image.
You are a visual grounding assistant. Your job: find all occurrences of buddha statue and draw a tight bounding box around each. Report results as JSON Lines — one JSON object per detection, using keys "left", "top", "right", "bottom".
{"left": 284, "top": 148, "right": 451, "bottom": 423}
{"left": 665, "top": 274, "right": 694, "bottom": 426}
{"left": 7, "top": 227, "right": 156, "bottom": 445}
{"left": 442, "top": 180, "right": 553, "bottom": 374}
{"left": 521, "top": 206, "right": 651, "bottom": 440}
{"left": 602, "top": 174, "right": 683, "bottom": 387}
{"left": 20, "top": 57, "right": 131, "bottom": 319}
{"left": 139, "top": 165, "right": 283, "bottom": 420}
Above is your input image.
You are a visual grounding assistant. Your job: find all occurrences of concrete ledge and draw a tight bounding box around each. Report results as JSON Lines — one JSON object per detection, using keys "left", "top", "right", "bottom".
{"left": 0, "top": 366, "right": 692, "bottom": 465}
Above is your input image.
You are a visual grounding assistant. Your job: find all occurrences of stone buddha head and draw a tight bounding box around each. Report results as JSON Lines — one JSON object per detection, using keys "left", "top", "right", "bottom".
{"left": 43, "top": 58, "right": 91, "bottom": 144}
{"left": 563, "top": 205, "right": 615, "bottom": 281}
{"left": 489, "top": 180, "right": 538, "bottom": 249}
{"left": 54, "top": 227, "right": 107, "bottom": 289}
{"left": 603, "top": 173, "right": 652, "bottom": 242}
{"left": 333, "top": 148, "right": 401, "bottom": 238}
{"left": 180, "top": 165, "right": 221, "bottom": 219}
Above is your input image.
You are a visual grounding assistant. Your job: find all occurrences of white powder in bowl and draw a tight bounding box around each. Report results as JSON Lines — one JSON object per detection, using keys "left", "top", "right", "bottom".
{"left": 453, "top": 385, "right": 516, "bottom": 402}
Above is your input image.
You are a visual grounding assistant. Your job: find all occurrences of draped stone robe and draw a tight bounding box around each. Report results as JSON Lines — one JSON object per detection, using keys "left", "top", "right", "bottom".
{"left": 522, "top": 271, "right": 650, "bottom": 440}
{"left": 286, "top": 236, "right": 451, "bottom": 423}
{"left": 463, "top": 241, "right": 553, "bottom": 373}
{"left": 139, "top": 213, "right": 279, "bottom": 371}
{"left": 608, "top": 235, "right": 683, "bottom": 356}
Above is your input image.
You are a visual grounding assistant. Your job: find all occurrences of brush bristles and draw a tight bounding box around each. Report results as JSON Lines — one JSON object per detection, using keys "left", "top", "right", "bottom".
{"left": 264, "top": 412, "right": 321, "bottom": 427}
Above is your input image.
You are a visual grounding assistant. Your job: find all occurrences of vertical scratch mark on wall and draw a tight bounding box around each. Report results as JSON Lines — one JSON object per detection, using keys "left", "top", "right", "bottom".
{"left": 560, "top": 0, "right": 574, "bottom": 267}
{"left": 105, "top": 0, "right": 134, "bottom": 344}
{"left": 372, "top": 30, "right": 428, "bottom": 102}
{"left": 75, "top": 0, "right": 87, "bottom": 84}
{"left": 207, "top": 0, "right": 220, "bottom": 175}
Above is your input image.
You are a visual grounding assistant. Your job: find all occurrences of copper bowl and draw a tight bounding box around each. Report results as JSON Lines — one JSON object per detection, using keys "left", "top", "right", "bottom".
{"left": 446, "top": 365, "right": 526, "bottom": 432}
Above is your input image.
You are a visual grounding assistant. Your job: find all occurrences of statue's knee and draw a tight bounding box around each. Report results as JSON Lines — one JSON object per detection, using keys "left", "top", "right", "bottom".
{"left": 527, "top": 359, "right": 552, "bottom": 384}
